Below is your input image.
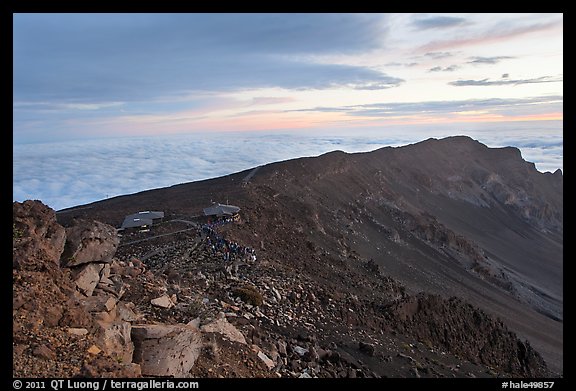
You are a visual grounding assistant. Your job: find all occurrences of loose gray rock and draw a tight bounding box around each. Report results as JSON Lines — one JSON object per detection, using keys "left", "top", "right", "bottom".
{"left": 61, "top": 219, "right": 119, "bottom": 267}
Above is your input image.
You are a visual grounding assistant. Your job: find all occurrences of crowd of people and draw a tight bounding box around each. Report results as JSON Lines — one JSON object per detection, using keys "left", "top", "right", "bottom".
{"left": 200, "top": 218, "right": 257, "bottom": 265}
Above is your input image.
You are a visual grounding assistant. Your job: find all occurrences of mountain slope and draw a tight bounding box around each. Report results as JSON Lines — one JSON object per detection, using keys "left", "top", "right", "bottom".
{"left": 55, "top": 135, "right": 563, "bottom": 375}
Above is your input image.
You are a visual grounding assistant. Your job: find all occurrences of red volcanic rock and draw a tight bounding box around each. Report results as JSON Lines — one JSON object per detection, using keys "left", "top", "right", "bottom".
{"left": 13, "top": 200, "right": 66, "bottom": 269}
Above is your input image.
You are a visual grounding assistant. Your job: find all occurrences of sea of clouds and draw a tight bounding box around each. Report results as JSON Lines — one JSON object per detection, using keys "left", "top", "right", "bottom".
{"left": 13, "top": 127, "right": 563, "bottom": 211}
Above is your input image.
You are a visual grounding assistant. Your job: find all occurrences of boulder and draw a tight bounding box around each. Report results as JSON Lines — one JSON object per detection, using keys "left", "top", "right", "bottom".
{"left": 151, "top": 295, "right": 175, "bottom": 309}
{"left": 72, "top": 263, "right": 105, "bottom": 296}
{"left": 33, "top": 344, "right": 56, "bottom": 361}
{"left": 131, "top": 324, "right": 203, "bottom": 377}
{"left": 67, "top": 328, "right": 89, "bottom": 336}
{"left": 95, "top": 320, "right": 133, "bottom": 364}
{"left": 304, "top": 346, "right": 320, "bottom": 362}
{"left": 93, "top": 310, "right": 117, "bottom": 324}
{"left": 257, "top": 351, "right": 275, "bottom": 370}
{"left": 93, "top": 275, "right": 126, "bottom": 299}
{"left": 82, "top": 295, "right": 118, "bottom": 313}
{"left": 277, "top": 339, "right": 287, "bottom": 357}
{"left": 13, "top": 200, "right": 66, "bottom": 269}
{"left": 200, "top": 315, "right": 247, "bottom": 345}
{"left": 61, "top": 219, "right": 119, "bottom": 267}
{"left": 101, "top": 263, "right": 111, "bottom": 280}
{"left": 116, "top": 301, "right": 140, "bottom": 322}
{"left": 293, "top": 345, "right": 309, "bottom": 356}
{"left": 359, "top": 341, "right": 375, "bottom": 356}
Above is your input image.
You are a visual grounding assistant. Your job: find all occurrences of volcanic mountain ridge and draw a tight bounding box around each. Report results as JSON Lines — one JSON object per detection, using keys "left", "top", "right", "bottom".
{"left": 13, "top": 136, "right": 562, "bottom": 378}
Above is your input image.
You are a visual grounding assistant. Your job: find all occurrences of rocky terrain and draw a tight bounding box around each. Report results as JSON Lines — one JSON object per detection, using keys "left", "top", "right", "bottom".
{"left": 14, "top": 136, "right": 562, "bottom": 378}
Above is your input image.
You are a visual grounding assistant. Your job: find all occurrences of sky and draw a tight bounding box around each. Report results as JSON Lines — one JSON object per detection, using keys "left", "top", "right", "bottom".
{"left": 13, "top": 13, "right": 563, "bottom": 211}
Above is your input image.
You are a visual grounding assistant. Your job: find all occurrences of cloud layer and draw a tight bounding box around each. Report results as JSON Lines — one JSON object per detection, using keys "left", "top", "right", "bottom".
{"left": 13, "top": 130, "right": 563, "bottom": 211}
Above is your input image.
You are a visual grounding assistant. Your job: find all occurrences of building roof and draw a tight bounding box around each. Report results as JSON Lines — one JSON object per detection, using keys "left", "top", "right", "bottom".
{"left": 203, "top": 203, "right": 240, "bottom": 217}
{"left": 121, "top": 217, "right": 153, "bottom": 229}
{"left": 136, "top": 211, "right": 164, "bottom": 219}
{"left": 121, "top": 211, "right": 164, "bottom": 229}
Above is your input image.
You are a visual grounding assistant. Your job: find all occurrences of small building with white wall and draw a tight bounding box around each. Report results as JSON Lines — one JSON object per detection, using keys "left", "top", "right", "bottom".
{"left": 203, "top": 203, "right": 240, "bottom": 220}
{"left": 120, "top": 211, "right": 164, "bottom": 231}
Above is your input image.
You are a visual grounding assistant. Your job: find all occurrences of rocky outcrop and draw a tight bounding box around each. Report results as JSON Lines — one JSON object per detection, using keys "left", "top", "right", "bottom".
{"left": 403, "top": 212, "right": 486, "bottom": 263}
{"left": 131, "top": 324, "right": 203, "bottom": 377}
{"left": 13, "top": 200, "right": 66, "bottom": 269}
{"left": 13, "top": 201, "right": 137, "bottom": 377}
{"left": 61, "top": 219, "right": 119, "bottom": 267}
{"left": 13, "top": 201, "right": 80, "bottom": 335}
{"left": 14, "top": 200, "right": 263, "bottom": 378}
{"left": 13, "top": 201, "right": 148, "bottom": 378}
{"left": 386, "top": 294, "right": 549, "bottom": 377}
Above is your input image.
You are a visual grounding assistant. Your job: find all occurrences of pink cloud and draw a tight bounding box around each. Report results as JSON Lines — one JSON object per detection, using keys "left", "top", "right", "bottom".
{"left": 418, "top": 19, "right": 562, "bottom": 52}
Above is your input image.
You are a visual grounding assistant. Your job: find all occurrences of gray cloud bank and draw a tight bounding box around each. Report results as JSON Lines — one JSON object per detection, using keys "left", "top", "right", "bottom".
{"left": 290, "top": 95, "right": 562, "bottom": 118}
{"left": 13, "top": 13, "right": 399, "bottom": 105}
{"left": 467, "top": 56, "right": 515, "bottom": 65}
{"left": 450, "top": 76, "right": 562, "bottom": 87}
{"left": 412, "top": 16, "right": 468, "bottom": 30}
{"left": 13, "top": 128, "right": 562, "bottom": 211}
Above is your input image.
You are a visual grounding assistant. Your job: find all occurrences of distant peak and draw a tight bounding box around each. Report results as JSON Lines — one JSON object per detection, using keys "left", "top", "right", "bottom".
{"left": 441, "top": 135, "right": 476, "bottom": 142}
{"left": 416, "top": 135, "right": 483, "bottom": 146}
{"left": 320, "top": 150, "right": 347, "bottom": 157}
{"left": 496, "top": 145, "right": 522, "bottom": 159}
{"left": 444, "top": 135, "right": 489, "bottom": 147}
{"left": 403, "top": 135, "right": 486, "bottom": 151}
{"left": 554, "top": 168, "right": 563, "bottom": 176}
